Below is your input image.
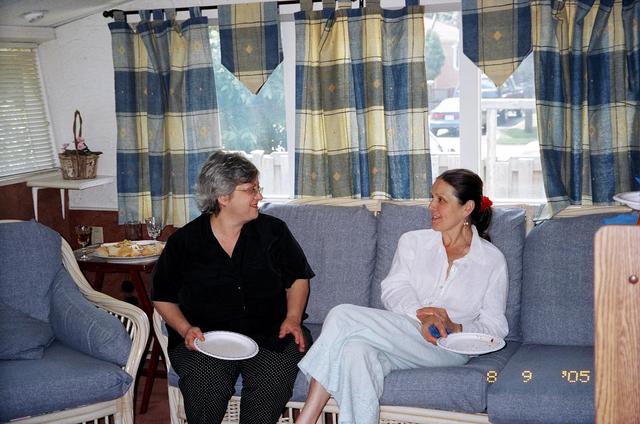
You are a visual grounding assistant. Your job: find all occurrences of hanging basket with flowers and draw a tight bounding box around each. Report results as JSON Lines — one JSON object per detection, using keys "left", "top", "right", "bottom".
{"left": 58, "top": 110, "right": 102, "bottom": 180}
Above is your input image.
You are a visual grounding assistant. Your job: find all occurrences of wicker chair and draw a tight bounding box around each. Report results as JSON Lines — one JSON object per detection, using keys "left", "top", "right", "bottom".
{"left": 0, "top": 220, "right": 149, "bottom": 424}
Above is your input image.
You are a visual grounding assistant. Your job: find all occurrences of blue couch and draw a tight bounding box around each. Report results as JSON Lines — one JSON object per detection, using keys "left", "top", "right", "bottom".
{"left": 157, "top": 203, "right": 606, "bottom": 423}
{"left": 0, "top": 220, "right": 149, "bottom": 423}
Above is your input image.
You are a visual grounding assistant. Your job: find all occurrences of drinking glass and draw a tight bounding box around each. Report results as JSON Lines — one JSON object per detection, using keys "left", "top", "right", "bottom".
{"left": 75, "top": 225, "right": 92, "bottom": 260}
{"left": 124, "top": 220, "right": 142, "bottom": 241}
{"left": 145, "top": 217, "right": 163, "bottom": 241}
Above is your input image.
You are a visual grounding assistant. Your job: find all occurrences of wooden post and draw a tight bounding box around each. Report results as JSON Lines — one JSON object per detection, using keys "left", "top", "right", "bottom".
{"left": 595, "top": 226, "right": 640, "bottom": 423}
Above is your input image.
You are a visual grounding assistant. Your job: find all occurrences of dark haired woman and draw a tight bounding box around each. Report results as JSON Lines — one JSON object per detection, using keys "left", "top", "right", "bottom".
{"left": 153, "top": 151, "right": 314, "bottom": 424}
{"left": 295, "top": 168, "right": 508, "bottom": 424}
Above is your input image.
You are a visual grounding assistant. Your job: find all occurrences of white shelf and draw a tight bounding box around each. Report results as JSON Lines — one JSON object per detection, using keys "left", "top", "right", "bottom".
{"left": 26, "top": 173, "right": 114, "bottom": 220}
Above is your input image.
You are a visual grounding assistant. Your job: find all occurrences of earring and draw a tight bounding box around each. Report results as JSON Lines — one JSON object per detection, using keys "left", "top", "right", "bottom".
{"left": 463, "top": 219, "right": 469, "bottom": 226}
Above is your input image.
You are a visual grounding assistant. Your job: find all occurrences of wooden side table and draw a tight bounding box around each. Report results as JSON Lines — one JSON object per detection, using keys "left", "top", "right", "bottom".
{"left": 75, "top": 251, "right": 164, "bottom": 414}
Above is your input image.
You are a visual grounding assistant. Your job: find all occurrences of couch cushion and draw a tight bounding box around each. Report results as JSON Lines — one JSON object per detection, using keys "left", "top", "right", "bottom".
{"left": 289, "top": 325, "right": 519, "bottom": 413}
{"left": 0, "top": 341, "right": 133, "bottom": 422}
{"left": 0, "top": 221, "right": 62, "bottom": 321}
{"left": 521, "top": 214, "right": 611, "bottom": 346}
{"left": 261, "top": 204, "right": 377, "bottom": 324}
{"left": 370, "top": 203, "right": 431, "bottom": 310}
{"left": 0, "top": 302, "right": 54, "bottom": 360}
{"left": 373, "top": 203, "right": 526, "bottom": 341}
{"left": 379, "top": 342, "right": 521, "bottom": 413}
{"left": 487, "top": 344, "right": 594, "bottom": 424}
{"left": 289, "top": 323, "right": 323, "bottom": 400}
{"left": 49, "top": 268, "right": 132, "bottom": 366}
{"left": 488, "top": 208, "right": 526, "bottom": 341}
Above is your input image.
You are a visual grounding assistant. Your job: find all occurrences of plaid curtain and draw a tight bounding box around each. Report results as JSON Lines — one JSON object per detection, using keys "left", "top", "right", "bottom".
{"left": 218, "top": 2, "right": 283, "bottom": 94}
{"left": 294, "top": 0, "right": 431, "bottom": 199}
{"left": 462, "top": 0, "right": 532, "bottom": 86}
{"left": 109, "top": 8, "right": 220, "bottom": 226}
{"left": 533, "top": 0, "right": 640, "bottom": 216}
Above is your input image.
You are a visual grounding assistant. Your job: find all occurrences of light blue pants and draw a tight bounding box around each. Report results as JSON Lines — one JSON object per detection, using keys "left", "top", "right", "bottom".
{"left": 298, "top": 304, "right": 469, "bottom": 424}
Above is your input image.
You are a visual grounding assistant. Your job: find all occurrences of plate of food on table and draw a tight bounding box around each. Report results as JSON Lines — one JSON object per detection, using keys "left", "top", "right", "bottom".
{"left": 92, "top": 240, "right": 165, "bottom": 262}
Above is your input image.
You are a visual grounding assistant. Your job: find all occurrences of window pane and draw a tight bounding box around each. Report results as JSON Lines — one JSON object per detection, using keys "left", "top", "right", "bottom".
{"left": 426, "top": 12, "right": 461, "bottom": 175}
{"left": 480, "top": 54, "right": 544, "bottom": 201}
{"left": 209, "top": 28, "right": 288, "bottom": 197}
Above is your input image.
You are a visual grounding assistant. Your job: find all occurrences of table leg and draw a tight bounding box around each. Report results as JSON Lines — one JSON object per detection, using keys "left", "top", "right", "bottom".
{"left": 93, "top": 271, "right": 105, "bottom": 292}
{"left": 130, "top": 271, "right": 153, "bottom": 317}
{"left": 140, "top": 337, "right": 162, "bottom": 414}
{"left": 129, "top": 270, "right": 160, "bottom": 415}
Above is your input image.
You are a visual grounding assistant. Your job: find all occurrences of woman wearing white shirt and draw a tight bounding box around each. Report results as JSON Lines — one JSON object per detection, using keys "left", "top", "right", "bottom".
{"left": 296, "top": 169, "right": 509, "bottom": 424}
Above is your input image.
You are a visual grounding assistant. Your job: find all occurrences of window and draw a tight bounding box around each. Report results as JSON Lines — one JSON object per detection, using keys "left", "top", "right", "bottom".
{"left": 209, "top": 28, "right": 289, "bottom": 198}
{"left": 0, "top": 46, "right": 56, "bottom": 180}
{"left": 207, "top": 3, "right": 544, "bottom": 203}
{"left": 480, "top": 55, "right": 544, "bottom": 201}
{"left": 426, "top": 10, "right": 544, "bottom": 202}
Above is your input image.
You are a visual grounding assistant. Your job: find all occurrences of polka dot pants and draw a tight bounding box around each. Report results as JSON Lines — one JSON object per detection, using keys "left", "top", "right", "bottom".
{"left": 169, "top": 333, "right": 308, "bottom": 424}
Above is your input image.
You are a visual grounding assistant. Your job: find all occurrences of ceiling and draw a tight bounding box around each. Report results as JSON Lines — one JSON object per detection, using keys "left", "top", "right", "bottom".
{"left": 0, "top": 0, "right": 131, "bottom": 28}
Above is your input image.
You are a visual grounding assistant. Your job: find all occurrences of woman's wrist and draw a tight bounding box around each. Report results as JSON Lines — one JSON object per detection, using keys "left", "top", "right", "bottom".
{"left": 179, "top": 324, "right": 193, "bottom": 338}
{"left": 285, "top": 314, "right": 302, "bottom": 324}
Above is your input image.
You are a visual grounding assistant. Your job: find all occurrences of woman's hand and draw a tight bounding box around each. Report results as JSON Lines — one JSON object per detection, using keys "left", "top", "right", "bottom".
{"left": 416, "top": 307, "right": 462, "bottom": 345}
{"left": 183, "top": 326, "right": 205, "bottom": 350}
{"left": 154, "top": 301, "right": 205, "bottom": 351}
{"left": 279, "top": 317, "right": 306, "bottom": 352}
{"left": 418, "top": 314, "right": 447, "bottom": 345}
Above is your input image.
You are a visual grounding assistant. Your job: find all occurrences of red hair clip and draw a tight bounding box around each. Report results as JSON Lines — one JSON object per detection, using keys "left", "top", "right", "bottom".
{"left": 480, "top": 195, "right": 493, "bottom": 212}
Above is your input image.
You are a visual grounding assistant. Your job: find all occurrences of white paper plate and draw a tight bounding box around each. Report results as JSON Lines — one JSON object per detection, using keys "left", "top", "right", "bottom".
{"left": 194, "top": 331, "right": 259, "bottom": 360}
{"left": 91, "top": 240, "right": 164, "bottom": 262}
{"left": 613, "top": 191, "right": 640, "bottom": 210}
{"left": 437, "top": 333, "right": 505, "bottom": 355}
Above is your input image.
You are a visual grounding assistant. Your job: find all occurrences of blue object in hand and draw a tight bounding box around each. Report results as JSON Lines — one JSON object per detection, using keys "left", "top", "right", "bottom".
{"left": 602, "top": 212, "right": 638, "bottom": 225}
{"left": 428, "top": 324, "right": 450, "bottom": 338}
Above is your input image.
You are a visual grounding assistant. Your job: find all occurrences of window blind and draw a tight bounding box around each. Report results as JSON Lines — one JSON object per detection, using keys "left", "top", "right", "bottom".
{"left": 0, "top": 47, "right": 55, "bottom": 179}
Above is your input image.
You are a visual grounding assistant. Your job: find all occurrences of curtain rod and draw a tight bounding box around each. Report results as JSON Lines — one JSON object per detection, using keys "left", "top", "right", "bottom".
{"left": 103, "top": 0, "right": 362, "bottom": 19}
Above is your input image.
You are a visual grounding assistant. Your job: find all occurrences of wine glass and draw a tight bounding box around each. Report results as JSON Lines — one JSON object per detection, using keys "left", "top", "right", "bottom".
{"left": 145, "top": 217, "right": 163, "bottom": 241}
{"left": 75, "top": 225, "right": 92, "bottom": 260}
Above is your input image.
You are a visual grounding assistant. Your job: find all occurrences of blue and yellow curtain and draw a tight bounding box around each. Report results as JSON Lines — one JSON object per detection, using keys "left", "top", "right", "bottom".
{"left": 109, "top": 8, "right": 220, "bottom": 226}
{"left": 462, "top": 0, "right": 532, "bottom": 86}
{"left": 463, "top": 0, "right": 640, "bottom": 215}
{"left": 533, "top": 0, "right": 640, "bottom": 215}
{"left": 294, "top": 0, "right": 431, "bottom": 199}
{"left": 218, "top": 2, "right": 283, "bottom": 94}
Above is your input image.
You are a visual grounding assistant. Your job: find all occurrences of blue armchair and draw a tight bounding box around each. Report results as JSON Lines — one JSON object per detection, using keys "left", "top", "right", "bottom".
{"left": 0, "top": 220, "right": 149, "bottom": 423}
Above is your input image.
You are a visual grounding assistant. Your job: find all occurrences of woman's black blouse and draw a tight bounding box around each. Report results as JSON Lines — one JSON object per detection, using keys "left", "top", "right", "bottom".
{"left": 152, "top": 213, "right": 315, "bottom": 351}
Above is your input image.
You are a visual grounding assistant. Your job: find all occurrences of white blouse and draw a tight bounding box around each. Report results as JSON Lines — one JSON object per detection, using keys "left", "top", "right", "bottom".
{"left": 380, "top": 226, "right": 509, "bottom": 338}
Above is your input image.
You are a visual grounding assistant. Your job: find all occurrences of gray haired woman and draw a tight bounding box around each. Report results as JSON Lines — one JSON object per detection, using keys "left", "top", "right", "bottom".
{"left": 153, "top": 151, "right": 314, "bottom": 424}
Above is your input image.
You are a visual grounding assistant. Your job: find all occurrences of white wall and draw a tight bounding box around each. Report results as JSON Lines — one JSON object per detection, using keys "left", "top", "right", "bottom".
{"left": 39, "top": 12, "right": 119, "bottom": 210}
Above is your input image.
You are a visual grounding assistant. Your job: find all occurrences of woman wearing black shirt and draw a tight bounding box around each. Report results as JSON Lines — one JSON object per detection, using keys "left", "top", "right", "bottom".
{"left": 153, "top": 151, "right": 314, "bottom": 424}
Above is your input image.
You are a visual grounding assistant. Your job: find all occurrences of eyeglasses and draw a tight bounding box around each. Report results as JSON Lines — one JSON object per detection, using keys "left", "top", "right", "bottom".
{"left": 234, "top": 185, "right": 264, "bottom": 196}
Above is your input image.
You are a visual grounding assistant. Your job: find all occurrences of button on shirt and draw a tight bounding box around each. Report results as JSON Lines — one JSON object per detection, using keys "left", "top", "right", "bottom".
{"left": 152, "top": 213, "right": 315, "bottom": 350}
{"left": 380, "top": 226, "right": 508, "bottom": 338}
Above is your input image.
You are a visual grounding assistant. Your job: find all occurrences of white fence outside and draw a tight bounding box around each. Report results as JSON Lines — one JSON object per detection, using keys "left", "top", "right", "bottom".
{"left": 241, "top": 150, "right": 291, "bottom": 198}
{"left": 432, "top": 153, "right": 544, "bottom": 200}
{"left": 246, "top": 149, "right": 543, "bottom": 201}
